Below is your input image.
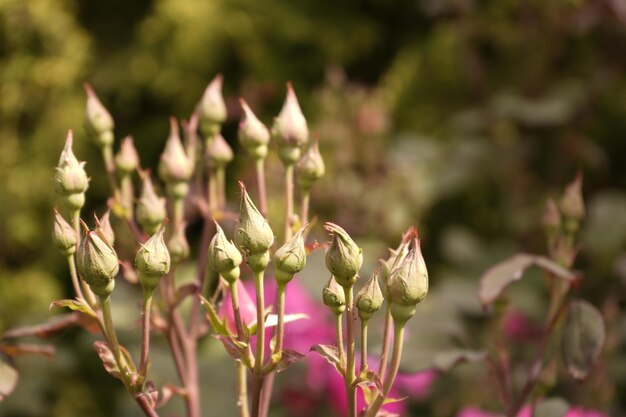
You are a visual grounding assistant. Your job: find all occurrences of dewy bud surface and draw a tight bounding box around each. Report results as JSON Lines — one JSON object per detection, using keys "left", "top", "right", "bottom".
{"left": 323, "top": 276, "right": 346, "bottom": 315}
{"left": 76, "top": 222, "right": 119, "bottom": 297}
{"left": 135, "top": 225, "right": 171, "bottom": 290}
{"left": 234, "top": 182, "right": 274, "bottom": 256}
{"left": 356, "top": 271, "right": 384, "bottom": 321}
{"left": 273, "top": 224, "right": 308, "bottom": 284}
{"left": 207, "top": 222, "right": 242, "bottom": 283}
{"left": 297, "top": 137, "right": 325, "bottom": 191}
{"left": 239, "top": 99, "right": 270, "bottom": 160}
{"left": 324, "top": 222, "right": 363, "bottom": 287}
{"left": 199, "top": 74, "right": 227, "bottom": 136}
{"left": 83, "top": 83, "right": 115, "bottom": 148}
{"left": 136, "top": 173, "right": 167, "bottom": 234}
{"left": 159, "top": 118, "right": 194, "bottom": 184}
{"left": 54, "top": 131, "right": 90, "bottom": 197}
{"left": 53, "top": 209, "right": 77, "bottom": 256}
{"left": 114, "top": 136, "right": 140, "bottom": 175}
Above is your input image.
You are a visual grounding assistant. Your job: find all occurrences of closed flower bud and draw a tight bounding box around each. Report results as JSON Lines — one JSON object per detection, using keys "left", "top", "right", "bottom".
{"left": 272, "top": 83, "right": 308, "bottom": 165}
{"left": 234, "top": 182, "right": 274, "bottom": 269}
{"left": 323, "top": 276, "right": 346, "bottom": 315}
{"left": 83, "top": 83, "right": 115, "bottom": 148}
{"left": 199, "top": 74, "right": 227, "bottom": 136}
{"left": 53, "top": 209, "right": 77, "bottom": 256}
{"left": 239, "top": 99, "right": 270, "bottom": 160}
{"left": 159, "top": 118, "right": 194, "bottom": 187}
{"left": 380, "top": 227, "right": 414, "bottom": 289}
{"left": 541, "top": 198, "right": 561, "bottom": 237}
{"left": 297, "top": 136, "right": 325, "bottom": 192}
{"left": 136, "top": 173, "right": 167, "bottom": 235}
{"left": 96, "top": 210, "right": 115, "bottom": 247}
{"left": 388, "top": 236, "right": 428, "bottom": 323}
{"left": 54, "top": 131, "right": 90, "bottom": 207}
{"left": 76, "top": 221, "right": 119, "bottom": 297}
{"left": 135, "top": 225, "right": 171, "bottom": 290}
{"left": 273, "top": 224, "right": 309, "bottom": 285}
{"left": 168, "top": 226, "right": 190, "bottom": 264}
{"left": 356, "top": 272, "right": 384, "bottom": 321}
{"left": 114, "top": 136, "right": 139, "bottom": 175}
{"left": 207, "top": 222, "right": 242, "bottom": 283}
{"left": 324, "top": 222, "right": 362, "bottom": 287}
{"left": 205, "top": 133, "right": 233, "bottom": 168}
{"left": 559, "top": 173, "right": 585, "bottom": 233}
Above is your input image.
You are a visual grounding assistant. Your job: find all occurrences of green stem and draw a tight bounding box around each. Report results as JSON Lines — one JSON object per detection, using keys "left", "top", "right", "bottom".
{"left": 377, "top": 305, "right": 392, "bottom": 380}
{"left": 264, "top": 283, "right": 286, "bottom": 373}
{"left": 336, "top": 313, "right": 345, "bottom": 370}
{"left": 360, "top": 319, "right": 368, "bottom": 373}
{"left": 100, "top": 295, "right": 129, "bottom": 387}
{"left": 102, "top": 145, "right": 121, "bottom": 203}
{"left": 255, "top": 159, "right": 268, "bottom": 217}
{"left": 364, "top": 322, "right": 405, "bottom": 417}
{"left": 284, "top": 164, "right": 294, "bottom": 241}
{"left": 344, "top": 286, "right": 357, "bottom": 417}
{"left": 237, "top": 360, "right": 250, "bottom": 417}
{"left": 230, "top": 281, "right": 245, "bottom": 340}
{"left": 139, "top": 288, "right": 154, "bottom": 377}
{"left": 67, "top": 255, "right": 85, "bottom": 302}
{"left": 217, "top": 166, "right": 226, "bottom": 209}
{"left": 208, "top": 169, "right": 218, "bottom": 212}
{"left": 301, "top": 191, "right": 310, "bottom": 225}
{"left": 251, "top": 269, "right": 266, "bottom": 417}
{"left": 120, "top": 174, "right": 134, "bottom": 217}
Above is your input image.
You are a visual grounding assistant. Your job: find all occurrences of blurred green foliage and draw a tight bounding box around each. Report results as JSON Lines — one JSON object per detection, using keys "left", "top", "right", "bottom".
{"left": 1, "top": 0, "right": 626, "bottom": 416}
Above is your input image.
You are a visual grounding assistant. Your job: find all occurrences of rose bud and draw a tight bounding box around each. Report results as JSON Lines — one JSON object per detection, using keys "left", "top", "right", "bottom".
{"left": 83, "top": 83, "right": 115, "bottom": 149}
{"left": 271, "top": 82, "right": 309, "bottom": 165}
{"left": 53, "top": 209, "right": 77, "bottom": 257}
{"left": 297, "top": 136, "right": 325, "bottom": 192}
{"left": 207, "top": 221, "right": 243, "bottom": 284}
{"left": 96, "top": 210, "right": 115, "bottom": 247}
{"left": 356, "top": 271, "right": 384, "bottom": 321}
{"left": 54, "top": 131, "right": 89, "bottom": 211}
{"left": 324, "top": 222, "right": 363, "bottom": 288}
{"left": 273, "top": 224, "right": 309, "bottom": 285}
{"left": 168, "top": 225, "right": 190, "bottom": 264}
{"left": 76, "top": 221, "right": 119, "bottom": 297}
{"left": 559, "top": 172, "right": 585, "bottom": 234}
{"left": 136, "top": 173, "right": 167, "bottom": 235}
{"left": 388, "top": 236, "right": 428, "bottom": 324}
{"left": 234, "top": 181, "right": 274, "bottom": 271}
{"left": 135, "top": 225, "right": 171, "bottom": 290}
{"left": 323, "top": 276, "right": 346, "bottom": 315}
{"left": 199, "top": 74, "right": 227, "bottom": 136}
{"left": 158, "top": 118, "right": 194, "bottom": 198}
{"left": 238, "top": 99, "right": 270, "bottom": 160}
{"left": 205, "top": 133, "right": 234, "bottom": 169}
{"left": 114, "top": 136, "right": 140, "bottom": 176}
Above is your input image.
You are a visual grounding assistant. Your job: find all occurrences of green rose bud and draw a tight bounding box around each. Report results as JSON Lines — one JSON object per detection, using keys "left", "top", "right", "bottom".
{"left": 205, "top": 133, "right": 233, "bottom": 169}
{"left": 388, "top": 235, "right": 428, "bottom": 324}
{"left": 96, "top": 210, "right": 115, "bottom": 247}
{"left": 158, "top": 118, "right": 194, "bottom": 194}
{"left": 273, "top": 224, "right": 309, "bottom": 285}
{"left": 135, "top": 225, "right": 171, "bottom": 290}
{"left": 234, "top": 182, "right": 274, "bottom": 271}
{"left": 271, "top": 82, "right": 309, "bottom": 165}
{"left": 323, "top": 276, "right": 346, "bottom": 315}
{"left": 559, "top": 172, "right": 585, "bottom": 234}
{"left": 355, "top": 271, "right": 384, "bottom": 321}
{"left": 379, "top": 227, "right": 414, "bottom": 292}
{"left": 76, "top": 221, "right": 119, "bottom": 297}
{"left": 199, "top": 74, "right": 227, "bottom": 136}
{"left": 54, "top": 131, "right": 90, "bottom": 211}
{"left": 297, "top": 136, "right": 325, "bottom": 192}
{"left": 53, "top": 209, "right": 77, "bottom": 257}
{"left": 239, "top": 99, "right": 270, "bottom": 160}
{"left": 207, "top": 222, "right": 242, "bottom": 283}
{"left": 324, "top": 222, "right": 362, "bottom": 288}
{"left": 136, "top": 173, "right": 167, "bottom": 235}
{"left": 114, "top": 136, "right": 140, "bottom": 176}
{"left": 83, "top": 83, "right": 115, "bottom": 149}
{"left": 168, "top": 225, "right": 190, "bottom": 264}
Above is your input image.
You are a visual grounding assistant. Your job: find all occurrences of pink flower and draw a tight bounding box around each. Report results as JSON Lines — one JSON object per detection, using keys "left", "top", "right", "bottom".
{"left": 457, "top": 405, "right": 607, "bottom": 417}
{"left": 218, "top": 279, "right": 257, "bottom": 334}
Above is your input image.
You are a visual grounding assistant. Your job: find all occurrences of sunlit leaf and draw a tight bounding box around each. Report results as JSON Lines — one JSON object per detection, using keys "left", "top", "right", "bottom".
{"left": 352, "top": 369, "right": 383, "bottom": 393}
{"left": 561, "top": 300, "right": 605, "bottom": 381}
{"left": 49, "top": 298, "right": 96, "bottom": 318}
{"left": 199, "top": 295, "right": 230, "bottom": 336}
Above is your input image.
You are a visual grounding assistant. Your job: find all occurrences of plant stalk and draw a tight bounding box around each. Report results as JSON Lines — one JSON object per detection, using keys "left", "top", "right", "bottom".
{"left": 377, "top": 304, "right": 392, "bottom": 380}
{"left": 284, "top": 164, "right": 294, "bottom": 241}
{"left": 344, "top": 286, "right": 357, "bottom": 417}
{"left": 255, "top": 159, "right": 268, "bottom": 217}
{"left": 139, "top": 288, "right": 154, "bottom": 377}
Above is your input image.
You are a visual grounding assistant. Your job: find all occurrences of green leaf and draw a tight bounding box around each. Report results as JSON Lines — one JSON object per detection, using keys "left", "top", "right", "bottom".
{"left": 217, "top": 336, "right": 248, "bottom": 363}
{"left": 479, "top": 253, "right": 576, "bottom": 305}
{"left": 352, "top": 369, "right": 383, "bottom": 393}
{"left": 0, "top": 356, "right": 18, "bottom": 402}
{"left": 535, "top": 398, "right": 569, "bottom": 417}
{"left": 199, "top": 295, "right": 230, "bottom": 336}
{"left": 561, "top": 300, "right": 605, "bottom": 381}
{"left": 310, "top": 344, "right": 343, "bottom": 375}
{"left": 432, "top": 349, "right": 486, "bottom": 372}
{"left": 49, "top": 298, "right": 96, "bottom": 318}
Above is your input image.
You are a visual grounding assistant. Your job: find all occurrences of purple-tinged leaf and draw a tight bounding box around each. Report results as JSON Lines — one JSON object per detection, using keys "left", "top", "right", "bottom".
{"left": 310, "top": 344, "right": 343, "bottom": 375}
{"left": 274, "top": 349, "right": 305, "bottom": 373}
{"left": 562, "top": 300, "right": 605, "bottom": 381}
{"left": 0, "top": 343, "right": 55, "bottom": 360}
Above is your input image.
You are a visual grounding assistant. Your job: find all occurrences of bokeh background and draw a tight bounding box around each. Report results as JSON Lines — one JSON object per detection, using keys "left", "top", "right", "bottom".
{"left": 1, "top": 0, "right": 626, "bottom": 416}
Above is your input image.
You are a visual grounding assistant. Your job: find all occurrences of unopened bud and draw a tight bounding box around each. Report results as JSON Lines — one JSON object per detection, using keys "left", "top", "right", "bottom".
{"left": 324, "top": 222, "right": 362, "bottom": 288}
{"left": 559, "top": 173, "right": 585, "bottom": 233}
{"left": 271, "top": 82, "right": 309, "bottom": 165}
{"left": 83, "top": 83, "right": 115, "bottom": 148}
{"left": 388, "top": 236, "right": 428, "bottom": 324}
{"left": 297, "top": 136, "right": 325, "bottom": 192}
{"left": 114, "top": 136, "right": 139, "bottom": 175}
{"left": 205, "top": 133, "right": 233, "bottom": 169}
{"left": 323, "top": 276, "right": 346, "bottom": 315}
{"left": 96, "top": 210, "right": 115, "bottom": 247}
{"left": 273, "top": 224, "right": 308, "bottom": 285}
{"left": 76, "top": 221, "right": 119, "bottom": 297}
{"left": 207, "top": 222, "right": 242, "bottom": 283}
{"left": 136, "top": 173, "right": 167, "bottom": 235}
{"left": 168, "top": 226, "right": 190, "bottom": 264}
{"left": 158, "top": 118, "right": 194, "bottom": 193}
{"left": 135, "top": 225, "right": 171, "bottom": 290}
{"left": 239, "top": 99, "right": 270, "bottom": 160}
{"left": 54, "top": 131, "right": 90, "bottom": 211}
{"left": 356, "top": 272, "right": 384, "bottom": 321}
{"left": 380, "top": 228, "right": 414, "bottom": 289}
{"left": 542, "top": 198, "right": 561, "bottom": 238}
{"left": 199, "top": 74, "right": 227, "bottom": 136}
{"left": 234, "top": 182, "right": 274, "bottom": 271}
{"left": 53, "top": 209, "right": 77, "bottom": 257}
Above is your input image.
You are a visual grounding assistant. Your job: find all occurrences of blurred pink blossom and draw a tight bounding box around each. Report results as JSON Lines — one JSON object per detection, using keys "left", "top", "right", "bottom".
{"left": 457, "top": 405, "right": 607, "bottom": 417}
